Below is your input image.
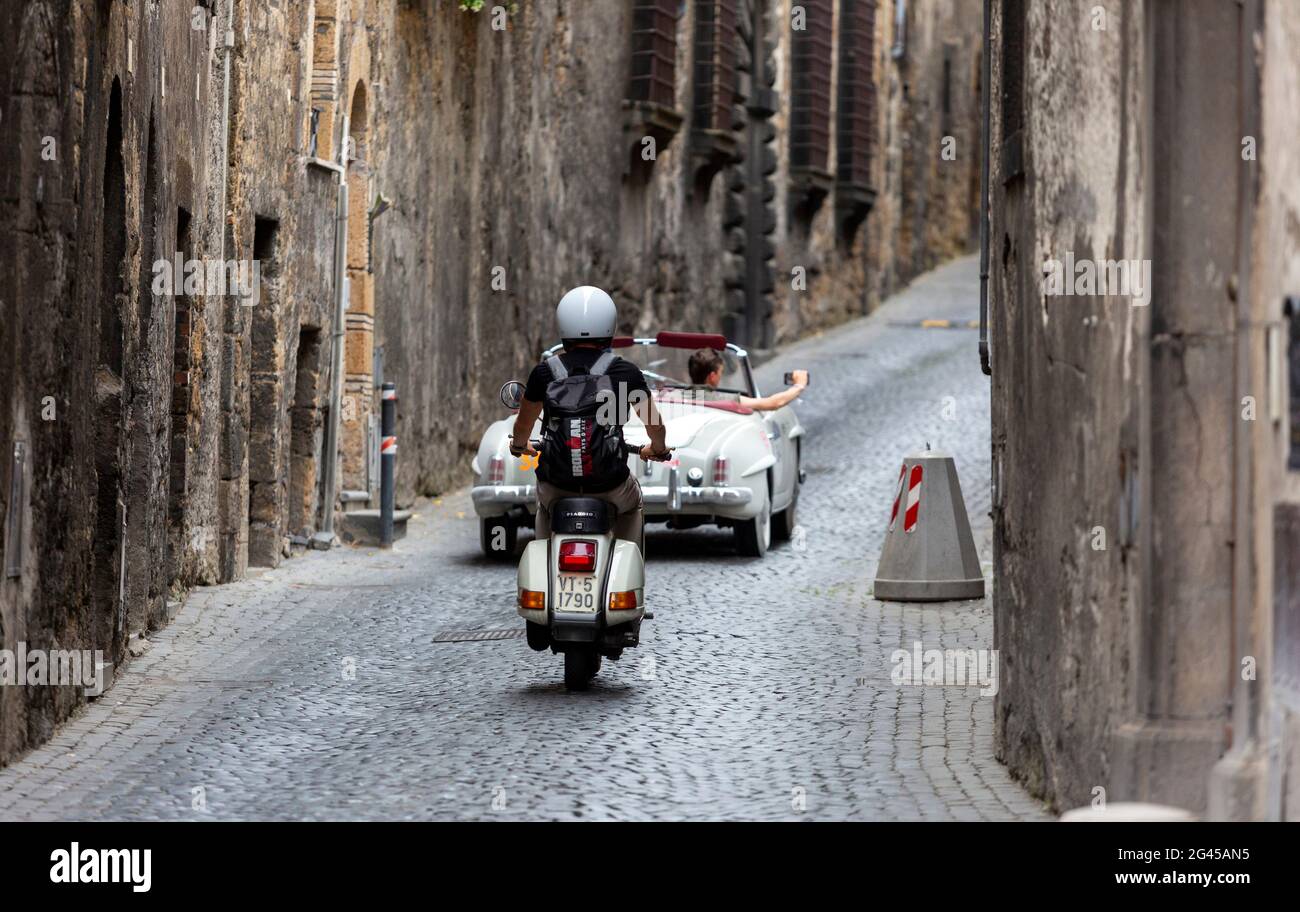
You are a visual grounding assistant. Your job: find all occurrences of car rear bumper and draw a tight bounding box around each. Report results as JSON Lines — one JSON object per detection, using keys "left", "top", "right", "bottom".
{"left": 474, "top": 479, "right": 752, "bottom": 512}
{"left": 640, "top": 485, "right": 752, "bottom": 507}
{"left": 471, "top": 484, "right": 536, "bottom": 509}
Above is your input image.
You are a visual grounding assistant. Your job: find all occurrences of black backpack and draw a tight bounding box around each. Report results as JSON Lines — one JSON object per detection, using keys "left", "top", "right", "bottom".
{"left": 539, "top": 351, "right": 628, "bottom": 490}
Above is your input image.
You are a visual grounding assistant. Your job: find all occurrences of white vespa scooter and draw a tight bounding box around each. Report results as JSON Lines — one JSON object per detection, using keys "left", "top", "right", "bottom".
{"left": 498, "top": 381, "right": 653, "bottom": 691}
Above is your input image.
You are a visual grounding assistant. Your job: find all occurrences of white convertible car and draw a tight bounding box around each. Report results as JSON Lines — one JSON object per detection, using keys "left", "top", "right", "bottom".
{"left": 470, "top": 332, "right": 804, "bottom": 558}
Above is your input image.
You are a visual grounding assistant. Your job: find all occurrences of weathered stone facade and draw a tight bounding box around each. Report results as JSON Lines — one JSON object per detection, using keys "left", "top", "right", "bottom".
{"left": 1, "top": 0, "right": 227, "bottom": 763}
{"left": 988, "top": 0, "right": 1300, "bottom": 819}
{"left": 0, "top": 0, "right": 979, "bottom": 766}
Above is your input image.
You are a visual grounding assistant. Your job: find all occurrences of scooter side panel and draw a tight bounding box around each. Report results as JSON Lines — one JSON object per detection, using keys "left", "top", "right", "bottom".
{"left": 603, "top": 539, "right": 645, "bottom": 623}
{"left": 516, "top": 539, "right": 549, "bottom": 624}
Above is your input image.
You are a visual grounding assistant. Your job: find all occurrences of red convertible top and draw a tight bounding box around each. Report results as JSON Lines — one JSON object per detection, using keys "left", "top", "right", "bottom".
{"left": 655, "top": 331, "right": 728, "bottom": 351}
{"left": 609, "top": 333, "right": 731, "bottom": 351}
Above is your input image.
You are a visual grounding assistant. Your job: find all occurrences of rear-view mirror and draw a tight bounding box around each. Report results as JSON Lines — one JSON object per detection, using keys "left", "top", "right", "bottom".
{"left": 499, "top": 380, "right": 525, "bottom": 410}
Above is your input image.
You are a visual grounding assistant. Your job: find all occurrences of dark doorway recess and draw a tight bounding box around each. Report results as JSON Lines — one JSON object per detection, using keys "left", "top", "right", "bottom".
{"left": 289, "top": 327, "right": 324, "bottom": 538}
{"left": 93, "top": 77, "right": 127, "bottom": 661}
{"left": 248, "top": 216, "right": 281, "bottom": 566}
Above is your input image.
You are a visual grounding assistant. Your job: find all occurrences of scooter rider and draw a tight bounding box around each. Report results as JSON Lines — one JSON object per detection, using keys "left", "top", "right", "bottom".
{"left": 510, "top": 286, "right": 671, "bottom": 552}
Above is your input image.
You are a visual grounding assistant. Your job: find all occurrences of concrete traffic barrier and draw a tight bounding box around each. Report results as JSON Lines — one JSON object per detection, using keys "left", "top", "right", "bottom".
{"left": 872, "top": 446, "right": 985, "bottom": 601}
{"left": 1059, "top": 802, "right": 1196, "bottom": 822}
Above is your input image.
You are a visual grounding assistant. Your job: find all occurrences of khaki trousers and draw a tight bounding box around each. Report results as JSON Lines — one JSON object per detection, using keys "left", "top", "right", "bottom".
{"left": 535, "top": 475, "right": 644, "bottom": 552}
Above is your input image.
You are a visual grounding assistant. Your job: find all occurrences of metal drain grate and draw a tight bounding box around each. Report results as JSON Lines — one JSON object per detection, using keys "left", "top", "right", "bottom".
{"left": 433, "top": 628, "right": 527, "bottom": 643}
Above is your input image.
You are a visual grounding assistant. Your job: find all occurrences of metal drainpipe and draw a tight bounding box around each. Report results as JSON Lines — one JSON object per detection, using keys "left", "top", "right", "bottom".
{"left": 978, "top": 0, "right": 992, "bottom": 376}
{"left": 317, "top": 115, "right": 351, "bottom": 544}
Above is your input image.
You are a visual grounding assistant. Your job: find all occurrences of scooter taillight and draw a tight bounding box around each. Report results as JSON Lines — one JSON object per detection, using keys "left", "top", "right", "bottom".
{"left": 558, "top": 540, "right": 597, "bottom": 573}
{"left": 487, "top": 455, "right": 505, "bottom": 484}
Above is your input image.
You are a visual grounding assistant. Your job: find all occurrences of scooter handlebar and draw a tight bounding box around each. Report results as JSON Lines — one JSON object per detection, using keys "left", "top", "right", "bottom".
{"left": 636, "top": 446, "right": 673, "bottom": 462}
{"left": 512, "top": 438, "right": 671, "bottom": 461}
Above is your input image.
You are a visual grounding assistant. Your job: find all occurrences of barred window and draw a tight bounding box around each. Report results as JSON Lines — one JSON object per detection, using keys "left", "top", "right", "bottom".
{"left": 839, "top": 0, "right": 877, "bottom": 191}
{"left": 692, "top": 0, "right": 737, "bottom": 133}
{"left": 790, "top": 0, "right": 833, "bottom": 172}
{"left": 630, "top": 0, "right": 679, "bottom": 109}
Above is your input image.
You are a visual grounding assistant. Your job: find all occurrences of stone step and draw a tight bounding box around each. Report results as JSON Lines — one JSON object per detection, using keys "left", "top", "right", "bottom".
{"left": 339, "top": 490, "right": 372, "bottom": 513}
{"left": 338, "top": 509, "right": 412, "bottom": 547}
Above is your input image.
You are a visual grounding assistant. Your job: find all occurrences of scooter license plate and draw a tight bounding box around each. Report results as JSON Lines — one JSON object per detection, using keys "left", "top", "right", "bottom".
{"left": 555, "top": 574, "right": 598, "bottom": 612}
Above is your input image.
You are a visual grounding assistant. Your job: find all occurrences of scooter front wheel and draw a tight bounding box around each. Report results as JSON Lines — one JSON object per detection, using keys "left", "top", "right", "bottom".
{"left": 563, "top": 649, "right": 595, "bottom": 691}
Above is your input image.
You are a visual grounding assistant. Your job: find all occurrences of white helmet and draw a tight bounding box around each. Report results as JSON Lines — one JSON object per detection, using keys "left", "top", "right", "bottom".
{"left": 556, "top": 286, "right": 617, "bottom": 342}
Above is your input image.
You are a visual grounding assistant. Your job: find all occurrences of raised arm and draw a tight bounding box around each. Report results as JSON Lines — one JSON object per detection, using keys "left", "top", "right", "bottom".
{"left": 740, "top": 369, "right": 808, "bottom": 412}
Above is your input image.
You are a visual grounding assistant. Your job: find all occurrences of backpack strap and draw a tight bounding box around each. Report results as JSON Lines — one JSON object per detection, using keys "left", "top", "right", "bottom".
{"left": 589, "top": 351, "right": 617, "bottom": 378}
{"left": 546, "top": 355, "right": 569, "bottom": 381}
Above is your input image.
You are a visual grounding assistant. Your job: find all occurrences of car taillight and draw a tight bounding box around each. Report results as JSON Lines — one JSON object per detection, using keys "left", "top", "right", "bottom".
{"left": 518, "top": 589, "right": 545, "bottom": 610}
{"left": 487, "top": 455, "right": 505, "bottom": 484}
{"left": 558, "top": 540, "right": 597, "bottom": 573}
{"left": 609, "top": 591, "right": 639, "bottom": 611}
{"left": 713, "top": 455, "right": 729, "bottom": 486}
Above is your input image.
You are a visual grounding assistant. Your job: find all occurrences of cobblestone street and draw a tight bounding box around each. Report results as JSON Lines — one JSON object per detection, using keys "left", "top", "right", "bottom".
{"left": 0, "top": 258, "right": 1047, "bottom": 821}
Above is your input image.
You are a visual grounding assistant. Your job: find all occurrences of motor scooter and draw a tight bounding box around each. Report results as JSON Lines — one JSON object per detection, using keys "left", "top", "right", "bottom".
{"left": 499, "top": 380, "right": 656, "bottom": 691}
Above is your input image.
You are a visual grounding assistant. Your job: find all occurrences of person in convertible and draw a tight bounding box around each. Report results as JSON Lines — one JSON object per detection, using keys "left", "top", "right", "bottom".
{"left": 509, "top": 287, "right": 671, "bottom": 552}
{"left": 687, "top": 348, "right": 808, "bottom": 412}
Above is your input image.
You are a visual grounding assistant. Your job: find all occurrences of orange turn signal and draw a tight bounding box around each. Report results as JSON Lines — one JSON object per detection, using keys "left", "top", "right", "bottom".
{"left": 518, "top": 589, "right": 545, "bottom": 610}
{"left": 608, "top": 591, "right": 639, "bottom": 611}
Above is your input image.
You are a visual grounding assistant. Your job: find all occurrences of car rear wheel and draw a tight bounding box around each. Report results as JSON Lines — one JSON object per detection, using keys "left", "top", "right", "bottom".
{"left": 772, "top": 463, "right": 800, "bottom": 542}
{"left": 480, "top": 516, "right": 516, "bottom": 558}
{"left": 735, "top": 491, "right": 771, "bottom": 557}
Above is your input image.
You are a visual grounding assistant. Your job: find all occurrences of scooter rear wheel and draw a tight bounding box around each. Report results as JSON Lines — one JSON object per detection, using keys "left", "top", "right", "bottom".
{"left": 563, "top": 649, "right": 594, "bottom": 691}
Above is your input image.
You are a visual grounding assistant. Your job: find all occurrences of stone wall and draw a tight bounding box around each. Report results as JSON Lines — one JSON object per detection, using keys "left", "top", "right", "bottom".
{"left": 988, "top": 0, "right": 1300, "bottom": 819}
{"left": 0, "top": 0, "right": 228, "bottom": 763}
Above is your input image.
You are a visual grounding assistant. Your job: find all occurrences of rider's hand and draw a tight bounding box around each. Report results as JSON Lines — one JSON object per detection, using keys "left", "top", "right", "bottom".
{"left": 640, "top": 445, "right": 672, "bottom": 462}
{"left": 789, "top": 369, "right": 809, "bottom": 387}
{"left": 509, "top": 439, "right": 540, "bottom": 458}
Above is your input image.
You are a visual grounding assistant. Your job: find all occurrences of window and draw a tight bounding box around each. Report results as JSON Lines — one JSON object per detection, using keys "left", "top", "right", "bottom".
{"left": 629, "top": 0, "right": 679, "bottom": 109}
{"left": 789, "top": 0, "right": 833, "bottom": 173}
{"left": 836, "top": 0, "right": 878, "bottom": 243}
{"left": 692, "top": 0, "right": 737, "bottom": 134}
{"left": 837, "top": 0, "right": 877, "bottom": 188}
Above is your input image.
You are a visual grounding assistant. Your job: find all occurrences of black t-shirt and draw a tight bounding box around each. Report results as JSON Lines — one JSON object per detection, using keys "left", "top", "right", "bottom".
{"left": 524, "top": 348, "right": 651, "bottom": 491}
